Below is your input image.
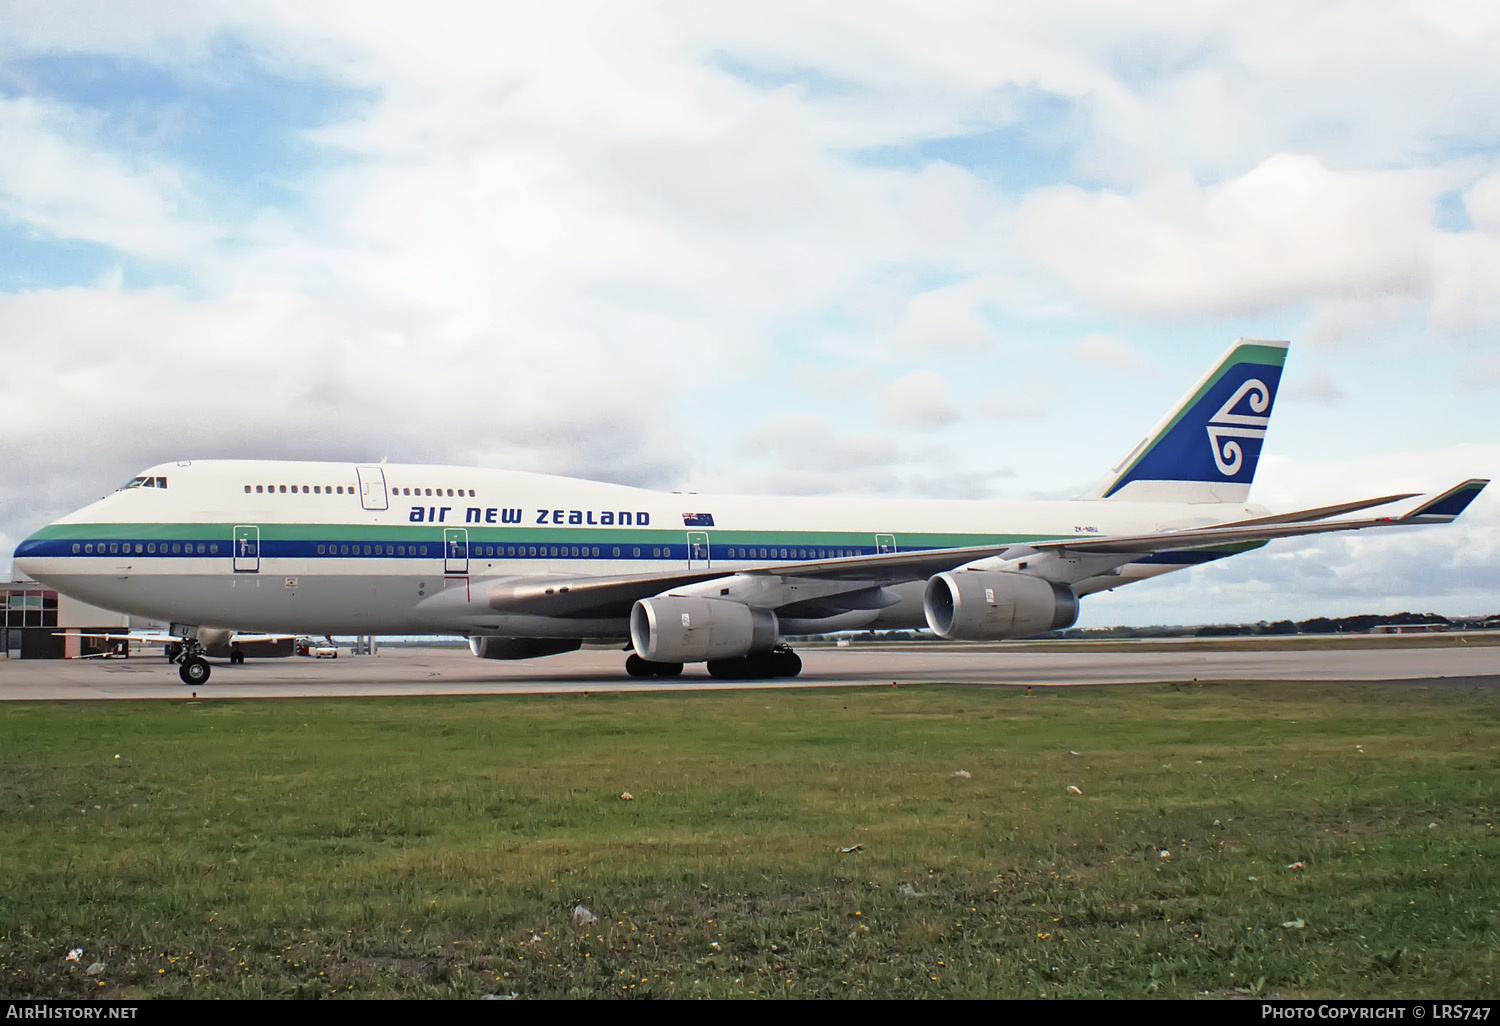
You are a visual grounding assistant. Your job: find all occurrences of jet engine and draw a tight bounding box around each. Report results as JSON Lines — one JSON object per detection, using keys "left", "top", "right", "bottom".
{"left": 630, "top": 597, "right": 778, "bottom": 663}
{"left": 923, "top": 571, "right": 1079, "bottom": 640}
{"left": 469, "top": 637, "right": 583, "bottom": 660}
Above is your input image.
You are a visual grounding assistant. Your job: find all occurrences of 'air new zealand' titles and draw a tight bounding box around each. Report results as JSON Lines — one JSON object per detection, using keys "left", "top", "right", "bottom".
{"left": 12, "top": 339, "right": 1487, "bottom": 686}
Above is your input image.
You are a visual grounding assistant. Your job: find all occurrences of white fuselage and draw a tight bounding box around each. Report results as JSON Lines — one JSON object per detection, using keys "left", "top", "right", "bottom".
{"left": 14, "top": 459, "right": 1264, "bottom": 637}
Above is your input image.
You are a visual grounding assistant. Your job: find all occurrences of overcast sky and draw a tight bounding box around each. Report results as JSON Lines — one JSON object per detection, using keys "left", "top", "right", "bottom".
{"left": 2, "top": 1, "right": 1496, "bottom": 627}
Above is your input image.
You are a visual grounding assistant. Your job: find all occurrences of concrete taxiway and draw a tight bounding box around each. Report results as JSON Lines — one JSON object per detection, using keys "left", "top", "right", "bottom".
{"left": 0, "top": 639, "right": 1496, "bottom": 701}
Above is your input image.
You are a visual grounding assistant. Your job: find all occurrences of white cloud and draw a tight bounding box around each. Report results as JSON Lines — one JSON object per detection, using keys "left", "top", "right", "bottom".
{"left": 1299, "top": 295, "right": 1424, "bottom": 350}
{"left": 1284, "top": 369, "right": 1346, "bottom": 406}
{"left": 1466, "top": 172, "right": 1500, "bottom": 235}
{"left": 1429, "top": 232, "right": 1500, "bottom": 334}
{"left": 1068, "top": 333, "right": 1150, "bottom": 374}
{"left": 880, "top": 370, "right": 961, "bottom": 430}
{"left": 0, "top": 285, "right": 692, "bottom": 560}
{"left": 0, "top": 97, "right": 222, "bottom": 261}
{"left": 883, "top": 284, "right": 1000, "bottom": 356}
{"left": 1018, "top": 155, "right": 1437, "bottom": 317}
{"left": 976, "top": 393, "right": 1046, "bottom": 420}
{"left": 1459, "top": 354, "right": 1500, "bottom": 391}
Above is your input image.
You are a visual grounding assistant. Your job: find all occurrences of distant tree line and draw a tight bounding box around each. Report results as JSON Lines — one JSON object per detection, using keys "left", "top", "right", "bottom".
{"left": 791, "top": 611, "right": 1499, "bottom": 643}
{"left": 1043, "top": 610, "right": 1491, "bottom": 640}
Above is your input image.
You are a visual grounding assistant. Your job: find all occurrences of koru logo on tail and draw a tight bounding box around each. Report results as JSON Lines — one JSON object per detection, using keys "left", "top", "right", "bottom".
{"left": 1206, "top": 379, "right": 1271, "bottom": 476}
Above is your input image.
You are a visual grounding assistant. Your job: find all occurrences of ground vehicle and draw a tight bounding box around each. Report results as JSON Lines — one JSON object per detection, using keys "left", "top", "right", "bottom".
{"left": 295, "top": 638, "right": 339, "bottom": 658}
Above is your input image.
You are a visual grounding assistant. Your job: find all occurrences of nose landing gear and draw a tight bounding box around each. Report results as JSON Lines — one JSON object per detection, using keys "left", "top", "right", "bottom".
{"left": 178, "top": 655, "right": 211, "bottom": 686}
{"left": 170, "top": 635, "right": 211, "bottom": 685}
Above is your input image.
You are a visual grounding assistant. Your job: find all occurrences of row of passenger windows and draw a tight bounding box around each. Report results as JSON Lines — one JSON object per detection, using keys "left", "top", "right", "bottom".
{"left": 69, "top": 541, "right": 868, "bottom": 559}
{"left": 304, "top": 545, "right": 864, "bottom": 559}
{"left": 72, "top": 542, "right": 217, "bottom": 555}
{"left": 726, "top": 548, "right": 858, "bottom": 559}
{"left": 246, "top": 484, "right": 351, "bottom": 494}
{"left": 241, "top": 484, "right": 480, "bottom": 497}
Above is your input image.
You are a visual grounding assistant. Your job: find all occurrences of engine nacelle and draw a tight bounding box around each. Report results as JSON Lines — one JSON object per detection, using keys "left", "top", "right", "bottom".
{"left": 468, "top": 636, "right": 583, "bottom": 660}
{"left": 923, "top": 571, "right": 1079, "bottom": 640}
{"left": 630, "top": 597, "right": 778, "bottom": 663}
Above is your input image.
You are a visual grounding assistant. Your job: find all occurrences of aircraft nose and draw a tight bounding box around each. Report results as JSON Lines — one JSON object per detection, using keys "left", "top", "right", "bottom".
{"left": 11, "top": 529, "right": 50, "bottom": 579}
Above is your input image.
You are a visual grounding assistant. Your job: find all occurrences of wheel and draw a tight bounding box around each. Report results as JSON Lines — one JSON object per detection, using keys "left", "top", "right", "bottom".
{"left": 626, "top": 655, "right": 684, "bottom": 678}
{"left": 229, "top": 650, "right": 244, "bottom": 665}
{"left": 179, "top": 657, "right": 211, "bottom": 686}
{"left": 771, "top": 648, "right": 802, "bottom": 678}
{"left": 708, "top": 656, "right": 762, "bottom": 680}
{"left": 166, "top": 642, "right": 182, "bottom": 662}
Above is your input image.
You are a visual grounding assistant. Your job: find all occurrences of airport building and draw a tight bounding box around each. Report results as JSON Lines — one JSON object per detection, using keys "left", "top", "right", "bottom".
{"left": 1, "top": 576, "right": 128, "bottom": 659}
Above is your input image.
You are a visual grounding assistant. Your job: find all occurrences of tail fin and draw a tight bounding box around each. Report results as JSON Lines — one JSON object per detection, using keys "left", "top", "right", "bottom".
{"left": 1081, "top": 339, "right": 1289, "bottom": 503}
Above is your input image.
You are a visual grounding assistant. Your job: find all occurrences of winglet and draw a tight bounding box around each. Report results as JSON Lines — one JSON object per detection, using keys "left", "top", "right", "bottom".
{"left": 1398, "top": 479, "right": 1489, "bottom": 523}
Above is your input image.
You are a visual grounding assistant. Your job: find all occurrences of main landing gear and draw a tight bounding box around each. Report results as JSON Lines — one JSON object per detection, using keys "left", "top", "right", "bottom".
{"left": 706, "top": 645, "right": 802, "bottom": 680}
{"left": 625, "top": 654, "right": 683, "bottom": 678}
{"left": 623, "top": 646, "right": 804, "bottom": 680}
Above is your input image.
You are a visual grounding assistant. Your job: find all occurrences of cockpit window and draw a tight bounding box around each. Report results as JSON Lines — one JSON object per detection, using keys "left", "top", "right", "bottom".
{"left": 119, "top": 475, "right": 168, "bottom": 490}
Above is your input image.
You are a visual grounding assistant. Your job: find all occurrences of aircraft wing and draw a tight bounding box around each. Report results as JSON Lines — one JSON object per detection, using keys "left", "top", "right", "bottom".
{"left": 1205, "top": 491, "right": 1418, "bottom": 528}
{"left": 63, "top": 630, "right": 182, "bottom": 644}
{"left": 482, "top": 480, "right": 1485, "bottom": 618}
{"left": 1023, "top": 478, "right": 1487, "bottom": 557}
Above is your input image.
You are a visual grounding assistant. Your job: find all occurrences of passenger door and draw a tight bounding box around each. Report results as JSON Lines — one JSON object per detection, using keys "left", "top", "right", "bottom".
{"left": 233, "top": 525, "right": 260, "bottom": 573}
{"left": 687, "top": 531, "right": 710, "bottom": 570}
{"left": 356, "top": 466, "right": 389, "bottom": 511}
{"left": 443, "top": 527, "right": 469, "bottom": 575}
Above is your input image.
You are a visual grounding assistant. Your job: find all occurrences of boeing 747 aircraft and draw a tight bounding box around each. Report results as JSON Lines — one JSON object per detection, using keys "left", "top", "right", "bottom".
{"left": 12, "top": 340, "right": 1487, "bottom": 685}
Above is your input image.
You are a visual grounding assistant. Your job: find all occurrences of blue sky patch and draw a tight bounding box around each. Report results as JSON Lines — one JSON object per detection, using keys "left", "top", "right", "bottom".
{"left": 3, "top": 46, "right": 371, "bottom": 215}
{"left": 850, "top": 91, "right": 1082, "bottom": 190}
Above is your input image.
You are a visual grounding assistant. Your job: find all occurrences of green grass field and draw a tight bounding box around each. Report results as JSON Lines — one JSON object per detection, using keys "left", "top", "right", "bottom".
{"left": 2, "top": 682, "right": 1496, "bottom": 999}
